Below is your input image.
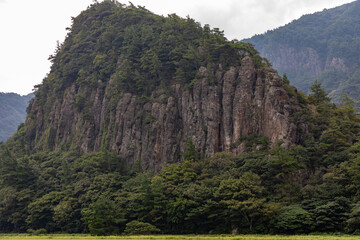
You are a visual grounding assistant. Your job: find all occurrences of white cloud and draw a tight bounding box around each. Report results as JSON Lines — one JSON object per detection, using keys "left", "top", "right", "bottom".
{"left": 0, "top": 0, "right": 93, "bottom": 95}
{"left": 188, "top": 0, "right": 355, "bottom": 40}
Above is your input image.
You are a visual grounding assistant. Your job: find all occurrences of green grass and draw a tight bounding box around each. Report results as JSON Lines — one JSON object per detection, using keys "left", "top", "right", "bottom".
{"left": 0, "top": 235, "right": 359, "bottom": 240}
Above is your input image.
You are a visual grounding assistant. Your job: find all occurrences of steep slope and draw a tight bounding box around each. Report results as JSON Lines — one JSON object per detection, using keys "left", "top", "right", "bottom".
{"left": 13, "top": 1, "right": 303, "bottom": 171}
{"left": 0, "top": 92, "right": 33, "bottom": 142}
{"left": 244, "top": 0, "right": 360, "bottom": 101}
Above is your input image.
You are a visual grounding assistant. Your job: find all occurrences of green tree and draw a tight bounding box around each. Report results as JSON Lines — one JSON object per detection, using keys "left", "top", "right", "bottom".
{"left": 115, "top": 173, "right": 153, "bottom": 223}
{"left": 308, "top": 80, "right": 331, "bottom": 104}
{"left": 149, "top": 176, "right": 168, "bottom": 228}
{"left": 282, "top": 73, "right": 290, "bottom": 85}
{"left": 271, "top": 205, "right": 313, "bottom": 234}
{"left": 313, "top": 197, "right": 351, "bottom": 232}
{"left": 26, "top": 191, "right": 63, "bottom": 232}
{"left": 0, "top": 150, "right": 35, "bottom": 189}
{"left": 347, "top": 203, "right": 360, "bottom": 233}
{"left": 81, "top": 197, "right": 125, "bottom": 235}
{"left": 182, "top": 139, "right": 199, "bottom": 161}
{"left": 214, "top": 172, "right": 268, "bottom": 232}
{"left": 123, "top": 220, "right": 160, "bottom": 235}
{"left": 0, "top": 187, "right": 18, "bottom": 231}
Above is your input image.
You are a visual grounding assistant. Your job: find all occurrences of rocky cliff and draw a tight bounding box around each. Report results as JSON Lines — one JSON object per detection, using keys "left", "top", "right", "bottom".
{"left": 26, "top": 57, "right": 301, "bottom": 171}
{"left": 20, "top": 1, "right": 302, "bottom": 171}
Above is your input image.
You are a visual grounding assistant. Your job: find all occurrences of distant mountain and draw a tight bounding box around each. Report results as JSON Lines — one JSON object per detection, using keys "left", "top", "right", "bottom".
{"left": 244, "top": 0, "right": 360, "bottom": 101}
{"left": 0, "top": 92, "right": 33, "bottom": 142}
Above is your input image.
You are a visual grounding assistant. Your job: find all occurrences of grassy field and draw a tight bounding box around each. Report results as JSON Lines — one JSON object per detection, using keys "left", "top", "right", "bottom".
{"left": 0, "top": 235, "right": 359, "bottom": 240}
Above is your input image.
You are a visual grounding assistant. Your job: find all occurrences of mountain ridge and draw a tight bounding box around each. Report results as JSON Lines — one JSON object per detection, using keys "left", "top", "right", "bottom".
{"left": 0, "top": 92, "right": 33, "bottom": 142}
{"left": 243, "top": 0, "right": 360, "bottom": 101}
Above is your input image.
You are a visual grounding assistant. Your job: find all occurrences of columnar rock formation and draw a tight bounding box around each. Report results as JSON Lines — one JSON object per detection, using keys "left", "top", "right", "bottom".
{"left": 27, "top": 56, "right": 300, "bottom": 171}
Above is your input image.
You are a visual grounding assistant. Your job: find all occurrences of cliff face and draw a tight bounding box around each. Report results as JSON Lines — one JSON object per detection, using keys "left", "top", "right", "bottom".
{"left": 27, "top": 56, "right": 300, "bottom": 171}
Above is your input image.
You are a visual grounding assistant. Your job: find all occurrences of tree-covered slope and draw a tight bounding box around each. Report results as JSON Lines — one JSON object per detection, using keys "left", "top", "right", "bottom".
{"left": 0, "top": 92, "right": 33, "bottom": 142}
{"left": 0, "top": 0, "right": 360, "bottom": 236}
{"left": 244, "top": 0, "right": 360, "bottom": 102}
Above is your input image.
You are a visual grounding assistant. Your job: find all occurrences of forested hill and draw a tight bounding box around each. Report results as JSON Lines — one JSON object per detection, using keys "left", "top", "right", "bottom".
{"left": 0, "top": 92, "right": 33, "bottom": 142}
{"left": 244, "top": 0, "right": 360, "bottom": 102}
{"left": 0, "top": 0, "right": 360, "bottom": 236}
{"left": 13, "top": 0, "right": 297, "bottom": 170}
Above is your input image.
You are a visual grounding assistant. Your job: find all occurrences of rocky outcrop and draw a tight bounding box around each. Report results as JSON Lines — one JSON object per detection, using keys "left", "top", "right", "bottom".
{"left": 259, "top": 45, "right": 350, "bottom": 83}
{"left": 263, "top": 45, "right": 323, "bottom": 79}
{"left": 26, "top": 57, "right": 300, "bottom": 171}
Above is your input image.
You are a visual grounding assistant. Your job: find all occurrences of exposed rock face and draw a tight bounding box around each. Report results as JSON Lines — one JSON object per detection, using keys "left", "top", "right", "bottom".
{"left": 27, "top": 57, "right": 300, "bottom": 171}
{"left": 325, "top": 57, "right": 348, "bottom": 72}
{"left": 253, "top": 44, "right": 353, "bottom": 101}
{"left": 263, "top": 45, "right": 323, "bottom": 80}
{"left": 258, "top": 45, "right": 350, "bottom": 87}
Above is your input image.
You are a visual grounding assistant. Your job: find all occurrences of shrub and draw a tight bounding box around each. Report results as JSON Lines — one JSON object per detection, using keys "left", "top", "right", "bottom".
{"left": 124, "top": 220, "right": 160, "bottom": 235}
{"left": 26, "top": 228, "right": 47, "bottom": 235}
{"left": 271, "top": 204, "right": 313, "bottom": 234}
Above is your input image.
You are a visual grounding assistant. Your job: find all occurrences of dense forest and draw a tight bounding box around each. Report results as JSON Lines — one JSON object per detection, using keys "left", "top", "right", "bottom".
{"left": 0, "top": 93, "right": 33, "bottom": 142}
{"left": 1, "top": 81, "right": 360, "bottom": 235}
{"left": 0, "top": 0, "right": 360, "bottom": 236}
{"left": 244, "top": 0, "right": 360, "bottom": 102}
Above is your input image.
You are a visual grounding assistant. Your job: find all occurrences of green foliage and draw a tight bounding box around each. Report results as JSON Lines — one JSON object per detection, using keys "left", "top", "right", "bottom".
{"left": 26, "top": 191, "right": 63, "bottom": 232}
{"left": 282, "top": 74, "right": 290, "bottom": 85}
{"left": 81, "top": 197, "right": 125, "bottom": 236}
{"left": 182, "top": 139, "right": 199, "bottom": 161}
{"left": 312, "top": 197, "right": 351, "bottom": 232}
{"left": 233, "top": 134, "right": 269, "bottom": 152}
{"left": 214, "top": 172, "right": 268, "bottom": 232}
{"left": 347, "top": 203, "right": 360, "bottom": 233}
{"left": 26, "top": 228, "right": 47, "bottom": 235}
{"left": 272, "top": 205, "right": 313, "bottom": 234}
{"left": 308, "top": 81, "right": 331, "bottom": 105}
{"left": 123, "top": 220, "right": 160, "bottom": 235}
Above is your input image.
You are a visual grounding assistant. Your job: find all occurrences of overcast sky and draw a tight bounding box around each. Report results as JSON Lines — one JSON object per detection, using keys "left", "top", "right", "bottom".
{"left": 0, "top": 0, "right": 355, "bottom": 95}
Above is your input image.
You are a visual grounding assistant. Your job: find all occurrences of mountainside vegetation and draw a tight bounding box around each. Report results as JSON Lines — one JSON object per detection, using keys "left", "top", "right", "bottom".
{"left": 244, "top": 0, "right": 360, "bottom": 102}
{"left": 0, "top": 0, "right": 360, "bottom": 236}
{"left": 0, "top": 92, "right": 33, "bottom": 142}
